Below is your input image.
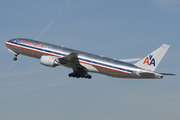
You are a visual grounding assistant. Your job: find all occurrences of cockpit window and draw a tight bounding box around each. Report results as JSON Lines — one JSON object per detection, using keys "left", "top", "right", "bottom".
{"left": 8, "top": 39, "right": 16, "bottom": 42}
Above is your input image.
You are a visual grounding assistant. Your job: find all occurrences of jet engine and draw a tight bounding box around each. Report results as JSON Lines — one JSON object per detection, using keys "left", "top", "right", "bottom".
{"left": 40, "top": 55, "right": 59, "bottom": 67}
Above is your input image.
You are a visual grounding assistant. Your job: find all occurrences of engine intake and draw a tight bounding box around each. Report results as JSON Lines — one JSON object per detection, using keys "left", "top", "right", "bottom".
{"left": 40, "top": 55, "right": 59, "bottom": 67}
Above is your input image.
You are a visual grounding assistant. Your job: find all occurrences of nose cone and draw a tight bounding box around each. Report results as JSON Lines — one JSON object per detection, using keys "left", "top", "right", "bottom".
{"left": 5, "top": 40, "right": 10, "bottom": 46}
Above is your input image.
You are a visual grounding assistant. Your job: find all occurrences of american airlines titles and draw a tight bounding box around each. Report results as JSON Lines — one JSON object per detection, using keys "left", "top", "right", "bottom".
{"left": 21, "top": 40, "right": 43, "bottom": 48}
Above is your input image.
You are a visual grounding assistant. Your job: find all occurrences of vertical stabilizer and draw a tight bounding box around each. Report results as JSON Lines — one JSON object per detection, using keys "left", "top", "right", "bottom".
{"left": 134, "top": 44, "right": 170, "bottom": 71}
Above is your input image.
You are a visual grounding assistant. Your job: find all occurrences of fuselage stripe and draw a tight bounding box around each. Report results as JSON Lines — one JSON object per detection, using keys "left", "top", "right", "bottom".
{"left": 5, "top": 41, "right": 132, "bottom": 74}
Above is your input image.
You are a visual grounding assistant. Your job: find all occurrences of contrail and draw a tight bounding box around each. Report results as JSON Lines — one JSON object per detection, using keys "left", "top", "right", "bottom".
{"left": 35, "top": 0, "right": 70, "bottom": 40}
{"left": 8, "top": 56, "right": 22, "bottom": 70}
{"left": 35, "top": 19, "right": 55, "bottom": 40}
{"left": 7, "top": 1, "right": 70, "bottom": 70}
{"left": 8, "top": 62, "right": 16, "bottom": 70}
{"left": 8, "top": 17, "right": 57, "bottom": 70}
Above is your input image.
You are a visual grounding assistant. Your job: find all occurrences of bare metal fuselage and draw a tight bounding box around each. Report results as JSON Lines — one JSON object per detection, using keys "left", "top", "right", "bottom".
{"left": 5, "top": 38, "right": 163, "bottom": 79}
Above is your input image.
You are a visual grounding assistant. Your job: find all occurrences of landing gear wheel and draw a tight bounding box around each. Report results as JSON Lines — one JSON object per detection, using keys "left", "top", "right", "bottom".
{"left": 68, "top": 74, "right": 71, "bottom": 77}
{"left": 87, "top": 75, "right": 92, "bottom": 79}
{"left": 13, "top": 57, "right": 17, "bottom": 61}
{"left": 68, "top": 72, "right": 92, "bottom": 79}
{"left": 13, "top": 53, "right": 19, "bottom": 61}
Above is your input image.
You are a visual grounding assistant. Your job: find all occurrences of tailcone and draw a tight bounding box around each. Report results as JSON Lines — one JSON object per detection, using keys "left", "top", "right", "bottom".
{"left": 155, "top": 73, "right": 163, "bottom": 79}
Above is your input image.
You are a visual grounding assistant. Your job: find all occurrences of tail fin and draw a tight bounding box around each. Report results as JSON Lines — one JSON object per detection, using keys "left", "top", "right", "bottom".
{"left": 134, "top": 44, "right": 170, "bottom": 71}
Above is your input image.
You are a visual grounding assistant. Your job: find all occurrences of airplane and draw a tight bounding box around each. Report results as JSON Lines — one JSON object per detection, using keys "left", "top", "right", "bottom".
{"left": 5, "top": 38, "right": 174, "bottom": 79}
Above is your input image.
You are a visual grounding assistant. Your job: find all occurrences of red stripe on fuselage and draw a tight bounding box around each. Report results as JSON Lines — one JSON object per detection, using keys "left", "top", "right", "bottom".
{"left": 5, "top": 42, "right": 62, "bottom": 57}
{"left": 5, "top": 42, "right": 130, "bottom": 75}
{"left": 80, "top": 61, "right": 130, "bottom": 74}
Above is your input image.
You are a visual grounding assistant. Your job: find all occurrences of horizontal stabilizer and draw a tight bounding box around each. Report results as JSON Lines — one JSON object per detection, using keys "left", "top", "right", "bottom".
{"left": 159, "top": 73, "right": 176, "bottom": 76}
{"left": 118, "top": 58, "right": 141, "bottom": 62}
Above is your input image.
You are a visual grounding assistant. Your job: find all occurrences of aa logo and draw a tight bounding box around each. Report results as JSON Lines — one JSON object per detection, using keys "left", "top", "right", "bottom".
{"left": 143, "top": 55, "right": 155, "bottom": 66}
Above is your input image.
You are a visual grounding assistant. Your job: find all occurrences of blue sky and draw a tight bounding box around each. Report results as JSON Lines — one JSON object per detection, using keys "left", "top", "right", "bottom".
{"left": 0, "top": 0, "right": 180, "bottom": 120}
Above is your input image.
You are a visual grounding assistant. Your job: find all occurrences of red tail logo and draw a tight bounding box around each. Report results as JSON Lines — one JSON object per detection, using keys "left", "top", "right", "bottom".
{"left": 143, "top": 55, "right": 155, "bottom": 66}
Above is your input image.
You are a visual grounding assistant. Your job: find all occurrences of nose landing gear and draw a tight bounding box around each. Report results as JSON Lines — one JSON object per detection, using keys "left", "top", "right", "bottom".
{"left": 13, "top": 53, "right": 19, "bottom": 61}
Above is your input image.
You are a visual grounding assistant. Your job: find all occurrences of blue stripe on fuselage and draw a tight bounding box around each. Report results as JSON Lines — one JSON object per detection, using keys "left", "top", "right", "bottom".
{"left": 8, "top": 41, "right": 133, "bottom": 73}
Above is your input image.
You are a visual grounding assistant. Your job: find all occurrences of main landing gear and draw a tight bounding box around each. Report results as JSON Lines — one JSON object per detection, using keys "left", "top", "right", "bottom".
{"left": 13, "top": 53, "right": 19, "bottom": 61}
{"left": 68, "top": 72, "right": 92, "bottom": 79}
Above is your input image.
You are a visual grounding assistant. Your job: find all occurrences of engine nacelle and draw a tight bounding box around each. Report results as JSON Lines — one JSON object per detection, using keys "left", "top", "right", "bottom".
{"left": 40, "top": 55, "right": 59, "bottom": 67}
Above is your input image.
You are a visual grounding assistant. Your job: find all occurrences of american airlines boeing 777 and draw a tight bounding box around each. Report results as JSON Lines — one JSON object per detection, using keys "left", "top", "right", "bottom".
{"left": 5, "top": 38, "right": 174, "bottom": 79}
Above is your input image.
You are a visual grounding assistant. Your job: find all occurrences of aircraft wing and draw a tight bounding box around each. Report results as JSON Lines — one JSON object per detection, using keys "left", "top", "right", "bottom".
{"left": 58, "top": 52, "right": 88, "bottom": 76}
